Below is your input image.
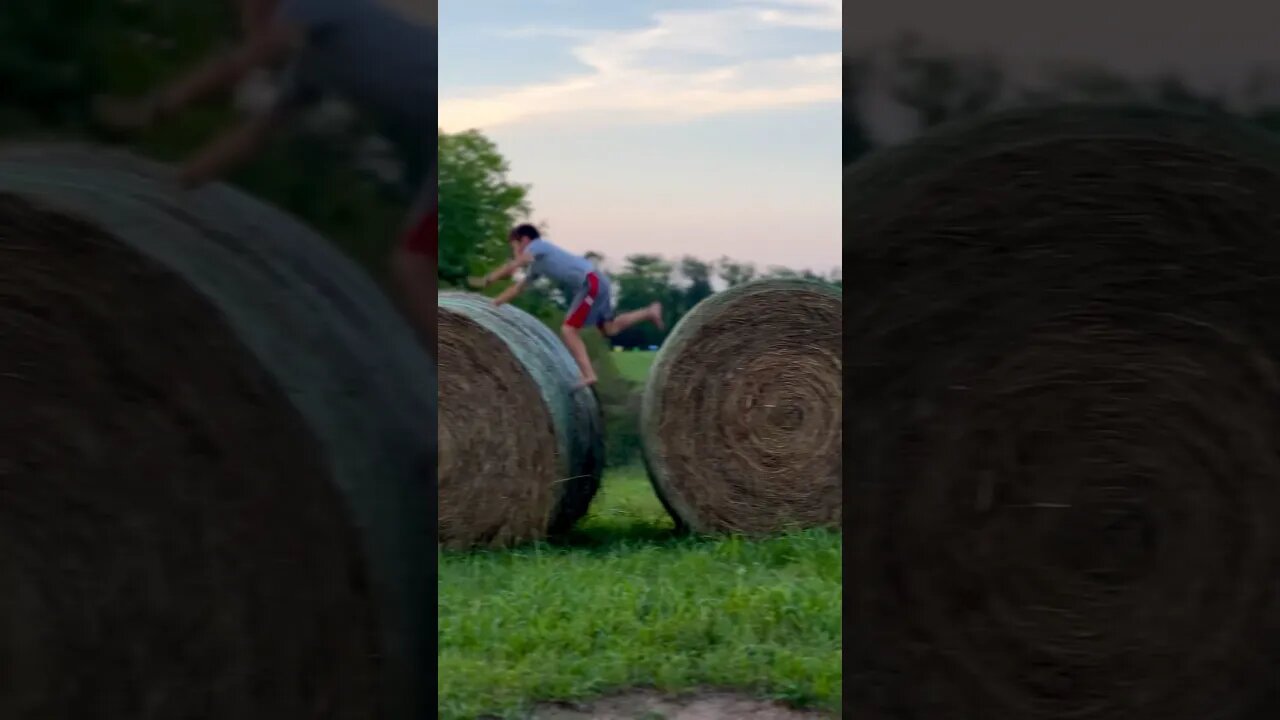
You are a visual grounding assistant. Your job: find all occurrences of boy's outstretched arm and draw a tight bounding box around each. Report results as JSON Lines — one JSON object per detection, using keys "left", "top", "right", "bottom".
{"left": 95, "top": 19, "right": 303, "bottom": 130}
{"left": 471, "top": 252, "right": 531, "bottom": 287}
{"left": 490, "top": 279, "right": 527, "bottom": 307}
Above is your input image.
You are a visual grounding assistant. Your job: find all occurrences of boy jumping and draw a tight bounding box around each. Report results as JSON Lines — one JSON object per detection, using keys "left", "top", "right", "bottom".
{"left": 470, "top": 224, "right": 664, "bottom": 388}
{"left": 94, "top": 0, "right": 437, "bottom": 351}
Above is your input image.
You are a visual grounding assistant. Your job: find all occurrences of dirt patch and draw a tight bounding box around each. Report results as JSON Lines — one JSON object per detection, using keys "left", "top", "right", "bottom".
{"left": 524, "top": 690, "right": 834, "bottom": 720}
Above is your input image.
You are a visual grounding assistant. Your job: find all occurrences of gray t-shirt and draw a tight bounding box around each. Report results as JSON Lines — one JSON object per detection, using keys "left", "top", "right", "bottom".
{"left": 525, "top": 239, "right": 594, "bottom": 294}
{"left": 274, "top": 0, "right": 435, "bottom": 135}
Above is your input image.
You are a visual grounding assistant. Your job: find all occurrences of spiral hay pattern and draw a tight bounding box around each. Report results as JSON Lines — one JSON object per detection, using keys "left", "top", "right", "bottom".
{"left": 437, "top": 293, "right": 604, "bottom": 549}
{"left": 0, "top": 144, "right": 433, "bottom": 719}
{"left": 846, "top": 104, "right": 1280, "bottom": 720}
{"left": 640, "top": 279, "right": 842, "bottom": 534}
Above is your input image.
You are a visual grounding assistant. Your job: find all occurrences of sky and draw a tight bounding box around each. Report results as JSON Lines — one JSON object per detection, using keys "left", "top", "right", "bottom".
{"left": 438, "top": 0, "right": 841, "bottom": 275}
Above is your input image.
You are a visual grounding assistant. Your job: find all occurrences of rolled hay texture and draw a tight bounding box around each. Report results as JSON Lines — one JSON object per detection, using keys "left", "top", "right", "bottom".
{"left": 640, "top": 279, "right": 842, "bottom": 534}
{"left": 846, "top": 104, "right": 1280, "bottom": 720}
{"left": 0, "top": 145, "right": 433, "bottom": 719}
{"left": 437, "top": 293, "right": 604, "bottom": 548}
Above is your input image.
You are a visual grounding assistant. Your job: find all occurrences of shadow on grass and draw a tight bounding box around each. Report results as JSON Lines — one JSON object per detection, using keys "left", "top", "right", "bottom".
{"left": 550, "top": 520, "right": 692, "bottom": 552}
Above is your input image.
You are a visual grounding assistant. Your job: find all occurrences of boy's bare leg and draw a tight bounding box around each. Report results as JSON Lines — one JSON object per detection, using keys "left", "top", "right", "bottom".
{"left": 601, "top": 301, "right": 664, "bottom": 336}
{"left": 560, "top": 324, "right": 597, "bottom": 388}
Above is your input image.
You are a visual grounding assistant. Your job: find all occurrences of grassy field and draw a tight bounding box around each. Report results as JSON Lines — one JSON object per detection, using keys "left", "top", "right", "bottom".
{"left": 437, "top": 468, "right": 842, "bottom": 719}
{"left": 611, "top": 349, "right": 657, "bottom": 383}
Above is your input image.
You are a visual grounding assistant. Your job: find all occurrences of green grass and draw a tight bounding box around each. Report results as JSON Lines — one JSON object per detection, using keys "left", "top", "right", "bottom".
{"left": 611, "top": 350, "right": 657, "bottom": 383}
{"left": 437, "top": 468, "right": 842, "bottom": 720}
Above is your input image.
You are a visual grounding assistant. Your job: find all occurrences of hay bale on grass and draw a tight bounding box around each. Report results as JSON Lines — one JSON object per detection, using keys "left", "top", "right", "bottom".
{"left": 846, "top": 104, "right": 1280, "bottom": 720}
{"left": 437, "top": 293, "right": 604, "bottom": 548}
{"left": 0, "top": 144, "right": 433, "bottom": 719}
{"left": 640, "top": 279, "right": 842, "bottom": 534}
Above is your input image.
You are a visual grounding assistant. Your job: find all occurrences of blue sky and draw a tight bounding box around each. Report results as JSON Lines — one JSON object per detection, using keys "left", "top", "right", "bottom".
{"left": 439, "top": 0, "right": 841, "bottom": 275}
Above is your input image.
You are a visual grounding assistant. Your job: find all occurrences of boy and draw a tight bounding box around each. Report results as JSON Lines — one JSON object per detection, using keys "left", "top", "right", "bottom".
{"left": 94, "top": 0, "right": 438, "bottom": 351}
{"left": 470, "top": 224, "right": 664, "bottom": 388}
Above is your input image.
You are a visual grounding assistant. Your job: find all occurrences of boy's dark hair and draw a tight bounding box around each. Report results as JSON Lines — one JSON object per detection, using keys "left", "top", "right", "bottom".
{"left": 509, "top": 223, "right": 540, "bottom": 241}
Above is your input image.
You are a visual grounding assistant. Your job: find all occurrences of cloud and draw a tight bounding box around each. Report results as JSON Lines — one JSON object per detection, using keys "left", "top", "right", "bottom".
{"left": 439, "top": 0, "right": 841, "bottom": 131}
{"left": 751, "top": 0, "right": 841, "bottom": 31}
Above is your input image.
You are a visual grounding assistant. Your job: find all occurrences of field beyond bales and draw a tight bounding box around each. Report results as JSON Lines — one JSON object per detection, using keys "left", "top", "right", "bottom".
{"left": 611, "top": 349, "right": 657, "bottom": 383}
{"left": 437, "top": 468, "right": 842, "bottom": 720}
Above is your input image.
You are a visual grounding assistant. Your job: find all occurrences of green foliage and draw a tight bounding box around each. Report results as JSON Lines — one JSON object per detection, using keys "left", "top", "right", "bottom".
{"left": 438, "top": 129, "right": 531, "bottom": 286}
{"left": 843, "top": 58, "right": 873, "bottom": 165}
{"left": 229, "top": 135, "right": 411, "bottom": 282}
{"left": 0, "top": 0, "right": 415, "bottom": 284}
{"left": 609, "top": 254, "right": 674, "bottom": 349}
{"left": 437, "top": 469, "right": 843, "bottom": 720}
{"left": 583, "top": 334, "right": 644, "bottom": 467}
{"left": 0, "top": 0, "right": 235, "bottom": 136}
{"left": 717, "top": 257, "right": 759, "bottom": 287}
{"left": 886, "top": 32, "right": 1004, "bottom": 130}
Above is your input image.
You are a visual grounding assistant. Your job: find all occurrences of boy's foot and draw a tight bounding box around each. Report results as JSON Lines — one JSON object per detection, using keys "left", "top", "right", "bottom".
{"left": 650, "top": 302, "right": 665, "bottom": 331}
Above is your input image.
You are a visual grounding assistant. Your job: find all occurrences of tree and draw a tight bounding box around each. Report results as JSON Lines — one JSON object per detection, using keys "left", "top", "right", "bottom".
{"left": 437, "top": 129, "right": 530, "bottom": 286}
{"left": 0, "top": 0, "right": 234, "bottom": 136}
{"left": 676, "top": 256, "right": 714, "bottom": 311}
{"left": 887, "top": 32, "right": 1004, "bottom": 130}
{"left": 1152, "top": 73, "right": 1226, "bottom": 113}
{"left": 1031, "top": 63, "right": 1139, "bottom": 104}
{"left": 844, "top": 57, "right": 874, "bottom": 165}
{"left": 716, "top": 257, "right": 757, "bottom": 288}
{"left": 611, "top": 254, "right": 674, "bottom": 348}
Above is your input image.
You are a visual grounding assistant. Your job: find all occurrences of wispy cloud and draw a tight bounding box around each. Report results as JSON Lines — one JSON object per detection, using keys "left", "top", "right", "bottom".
{"left": 439, "top": 0, "right": 841, "bottom": 131}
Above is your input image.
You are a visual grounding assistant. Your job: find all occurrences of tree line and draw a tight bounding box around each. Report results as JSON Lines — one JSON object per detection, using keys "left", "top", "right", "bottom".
{"left": 844, "top": 32, "right": 1280, "bottom": 165}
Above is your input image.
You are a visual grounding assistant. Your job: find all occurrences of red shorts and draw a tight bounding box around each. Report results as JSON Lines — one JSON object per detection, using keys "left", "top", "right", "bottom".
{"left": 565, "top": 272, "right": 603, "bottom": 329}
{"left": 400, "top": 208, "right": 436, "bottom": 256}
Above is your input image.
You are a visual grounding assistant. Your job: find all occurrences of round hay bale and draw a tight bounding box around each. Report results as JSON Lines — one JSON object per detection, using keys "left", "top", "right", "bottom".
{"left": 640, "top": 279, "right": 842, "bottom": 534}
{"left": 437, "top": 293, "right": 603, "bottom": 548}
{"left": 0, "top": 144, "right": 433, "bottom": 719}
{"left": 846, "top": 104, "right": 1280, "bottom": 720}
